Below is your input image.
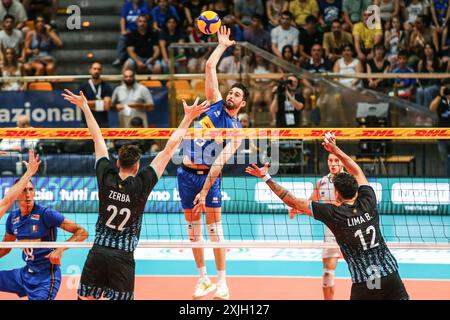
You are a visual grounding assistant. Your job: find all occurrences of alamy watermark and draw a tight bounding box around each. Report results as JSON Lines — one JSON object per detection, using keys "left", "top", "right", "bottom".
{"left": 366, "top": 5, "right": 382, "bottom": 30}
{"left": 66, "top": 5, "right": 81, "bottom": 30}
{"left": 366, "top": 265, "right": 381, "bottom": 290}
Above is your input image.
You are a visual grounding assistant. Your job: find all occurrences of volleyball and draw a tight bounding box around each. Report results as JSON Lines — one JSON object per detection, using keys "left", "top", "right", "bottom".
{"left": 196, "top": 11, "right": 221, "bottom": 35}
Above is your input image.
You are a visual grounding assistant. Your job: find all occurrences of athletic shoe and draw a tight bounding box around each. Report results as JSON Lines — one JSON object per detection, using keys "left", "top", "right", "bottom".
{"left": 213, "top": 283, "right": 230, "bottom": 300}
{"left": 192, "top": 277, "right": 216, "bottom": 299}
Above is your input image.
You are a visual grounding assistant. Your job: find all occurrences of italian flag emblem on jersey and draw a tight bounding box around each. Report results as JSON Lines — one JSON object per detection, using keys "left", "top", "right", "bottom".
{"left": 31, "top": 225, "right": 38, "bottom": 233}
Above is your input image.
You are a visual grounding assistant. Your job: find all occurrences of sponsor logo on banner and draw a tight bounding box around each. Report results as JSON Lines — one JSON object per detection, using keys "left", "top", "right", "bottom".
{"left": 255, "top": 182, "right": 314, "bottom": 203}
{"left": 369, "top": 182, "right": 383, "bottom": 203}
{"left": 391, "top": 183, "right": 450, "bottom": 204}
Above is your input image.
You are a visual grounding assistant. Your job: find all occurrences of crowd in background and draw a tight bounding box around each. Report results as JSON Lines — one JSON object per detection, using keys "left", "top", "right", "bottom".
{"left": 0, "top": 0, "right": 449, "bottom": 130}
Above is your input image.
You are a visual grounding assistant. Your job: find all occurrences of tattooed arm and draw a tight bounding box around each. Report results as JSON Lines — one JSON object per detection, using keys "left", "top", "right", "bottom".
{"left": 245, "top": 163, "right": 313, "bottom": 218}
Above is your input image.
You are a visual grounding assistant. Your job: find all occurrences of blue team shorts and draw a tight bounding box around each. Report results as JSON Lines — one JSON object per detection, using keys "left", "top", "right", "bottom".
{"left": 177, "top": 166, "right": 222, "bottom": 210}
{"left": 0, "top": 265, "right": 61, "bottom": 300}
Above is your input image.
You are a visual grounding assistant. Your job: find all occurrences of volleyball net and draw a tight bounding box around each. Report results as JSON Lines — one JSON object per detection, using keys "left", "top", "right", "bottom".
{"left": 0, "top": 127, "right": 449, "bottom": 249}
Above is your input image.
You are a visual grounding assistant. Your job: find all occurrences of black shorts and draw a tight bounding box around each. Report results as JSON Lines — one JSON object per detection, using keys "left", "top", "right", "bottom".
{"left": 351, "top": 271, "right": 409, "bottom": 300}
{"left": 78, "top": 245, "right": 135, "bottom": 300}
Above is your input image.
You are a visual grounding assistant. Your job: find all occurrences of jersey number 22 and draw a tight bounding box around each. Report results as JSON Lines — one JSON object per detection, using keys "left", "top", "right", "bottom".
{"left": 105, "top": 205, "right": 131, "bottom": 231}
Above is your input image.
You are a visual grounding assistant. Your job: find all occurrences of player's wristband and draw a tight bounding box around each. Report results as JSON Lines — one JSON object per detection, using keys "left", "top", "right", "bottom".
{"left": 263, "top": 174, "right": 272, "bottom": 183}
{"left": 95, "top": 100, "right": 105, "bottom": 112}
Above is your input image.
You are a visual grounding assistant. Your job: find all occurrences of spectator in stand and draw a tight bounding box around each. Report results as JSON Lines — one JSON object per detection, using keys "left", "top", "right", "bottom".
{"left": 408, "top": 14, "right": 439, "bottom": 66}
{"left": 186, "top": 23, "right": 210, "bottom": 73}
{"left": 318, "top": 0, "right": 343, "bottom": 31}
{"left": 322, "top": 19, "right": 353, "bottom": 63}
{"left": 23, "top": 15, "right": 62, "bottom": 76}
{"left": 151, "top": 0, "right": 180, "bottom": 31}
{"left": 352, "top": 10, "right": 383, "bottom": 63}
{"left": 287, "top": 0, "right": 319, "bottom": 27}
{"left": 112, "top": 0, "right": 150, "bottom": 68}
{"left": 302, "top": 44, "right": 333, "bottom": 110}
{"left": 271, "top": 10, "right": 299, "bottom": 58}
{"left": 218, "top": 45, "right": 246, "bottom": 91}
{"left": 266, "top": 0, "right": 287, "bottom": 28}
{"left": 124, "top": 15, "right": 162, "bottom": 74}
{"left": 0, "top": 0, "right": 27, "bottom": 30}
{"left": 430, "top": 0, "right": 450, "bottom": 33}
{"left": 342, "top": 0, "right": 372, "bottom": 31}
{"left": 0, "top": 47, "right": 25, "bottom": 91}
{"left": 270, "top": 75, "right": 305, "bottom": 127}
{"left": 416, "top": 43, "right": 442, "bottom": 108}
{"left": 159, "top": 16, "right": 188, "bottom": 73}
{"left": 441, "top": 23, "right": 450, "bottom": 63}
{"left": 429, "top": 84, "right": 450, "bottom": 170}
{"left": 233, "top": 0, "right": 264, "bottom": 27}
{"left": 389, "top": 50, "right": 416, "bottom": 99}
{"left": 112, "top": 69, "right": 154, "bottom": 128}
{"left": 333, "top": 43, "right": 363, "bottom": 88}
{"left": 113, "top": 116, "right": 160, "bottom": 154}
{"left": 404, "top": 0, "right": 430, "bottom": 32}
{"left": 77, "top": 62, "right": 113, "bottom": 128}
{"left": 249, "top": 53, "right": 275, "bottom": 123}
{"left": 298, "top": 15, "right": 323, "bottom": 64}
{"left": 169, "top": 0, "right": 187, "bottom": 27}
{"left": 184, "top": 0, "right": 208, "bottom": 27}
{"left": 378, "top": 0, "right": 400, "bottom": 27}
{"left": 0, "top": 115, "right": 38, "bottom": 152}
{"left": 384, "top": 15, "right": 407, "bottom": 66}
{"left": 209, "top": 0, "right": 234, "bottom": 19}
{"left": 366, "top": 44, "right": 391, "bottom": 92}
{"left": 243, "top": 14, "right": 271, "bottom": 51}
{"left": 277, "top": 44, "right": 300, "bottom": 72}
{"left": 0, "top": 14, "right": 24, "bottom": 65}
{"left": 21, "top": 0, "right": 57, "bottom": 22}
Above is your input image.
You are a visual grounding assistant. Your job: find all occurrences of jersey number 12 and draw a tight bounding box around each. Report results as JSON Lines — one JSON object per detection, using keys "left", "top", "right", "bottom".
{"left": 105, "top": 205, "right": 131, "bottom": 231}
{"left": 354, "top": 225, "right": 379, "bottom": 251}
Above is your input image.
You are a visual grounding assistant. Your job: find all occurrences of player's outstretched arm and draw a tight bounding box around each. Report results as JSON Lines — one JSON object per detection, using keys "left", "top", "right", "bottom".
{"left": 0, "top": 149, "right": 41, "bottom": 219}
{"left": 322, "top": 132, "right": 368, "bottom": 186}
{"left": 62, "top": 89, "right": 108, "bottom": 160}
{"left": 205, "top": 26, "right": 235, "bottom": 103}
{"left": 192, "top": 137, "right": 242, "bottom": 214}
{"left": 45, "top": 218, "right": 88, "bottom": 265}
{"left": 246, "top": 163, "right": 313, "bottom": 217}
{"left": 288, "top": 180, "right": 321, "bottom": 218}
{"left": 151, "top": 98, "right": 210, "bottom": 178}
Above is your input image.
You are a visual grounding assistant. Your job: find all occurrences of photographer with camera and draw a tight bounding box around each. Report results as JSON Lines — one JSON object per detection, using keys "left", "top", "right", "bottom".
{"left": 430, "top": 84, "right": 450, "bottom": 174}
{"left": 270, "top": 75, "right": 305, "bottom": 127}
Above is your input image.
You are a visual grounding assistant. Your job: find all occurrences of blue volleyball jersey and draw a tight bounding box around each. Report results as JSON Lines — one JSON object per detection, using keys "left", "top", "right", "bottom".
{"left": 5, "top": 204, "right": 65, "bottom": 271}
{"left": 183, "top": 100, "right": 242, "bottom": 166}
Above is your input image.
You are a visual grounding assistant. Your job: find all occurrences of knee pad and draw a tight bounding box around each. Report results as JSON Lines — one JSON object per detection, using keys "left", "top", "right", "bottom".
{"left": 322, "top": 268, "right": 335, "bottom": 288}
{"left": 187, "top": 220, "right": 203, "bottom": 242}
{"left": 206, "top": 221, "right": 224, "bottom": 242}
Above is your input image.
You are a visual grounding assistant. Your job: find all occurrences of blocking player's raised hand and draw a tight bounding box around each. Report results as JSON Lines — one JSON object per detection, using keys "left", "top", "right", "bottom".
{"left": 183, "top": 97, "right": 210, "bottom": 121}
{"left": 217, "top": 26, "right": 236, "bottom": 48}
{"left": 23, "top": 149, "right": 41, "bottom": 177}
{"left": 322, "top": 132, "right": 338, "bottom": 154}
{"left": 288, "top": 207, "right": 300, "bottom": 220}
{"left": 245, "top": 163, "right": 270, "bottom": 179}
{"left": 62, "top": 89, "right": 89, "bottom": 111}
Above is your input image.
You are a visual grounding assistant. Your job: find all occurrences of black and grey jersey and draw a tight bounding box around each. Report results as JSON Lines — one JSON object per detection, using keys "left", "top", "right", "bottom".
{"left": 94, "top": 157, "right": 158, "bottom": 252}
{"left": 311, "top": 185, "right": 398, "bottom": 283}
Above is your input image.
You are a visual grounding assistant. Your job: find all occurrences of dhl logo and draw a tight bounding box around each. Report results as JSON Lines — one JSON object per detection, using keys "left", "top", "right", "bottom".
{"left": 0, "top": 128, "right": 449, "bottom": 139}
